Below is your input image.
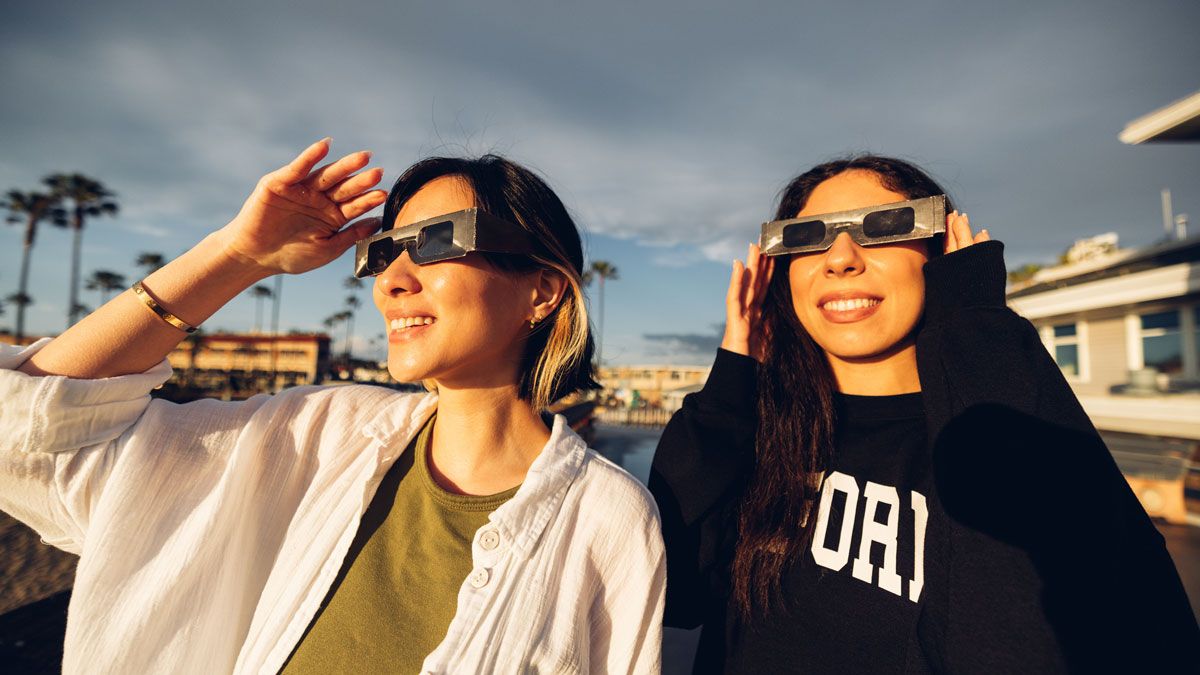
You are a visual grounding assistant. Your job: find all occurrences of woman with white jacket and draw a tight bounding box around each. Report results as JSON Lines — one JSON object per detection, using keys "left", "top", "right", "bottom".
{"left": 0, "top": 139, "right": 664, "bottom": 674}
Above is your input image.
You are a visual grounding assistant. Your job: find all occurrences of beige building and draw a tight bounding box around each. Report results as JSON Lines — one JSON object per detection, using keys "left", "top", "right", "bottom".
{"left": 598, "top": 364, "right": 711, "bottom": 411}
{"left": 1007, "top": 234, "right": 1200, "bottom": 524}
{"left": 0, "top": 335, "right": 41, "bottom": 348}
{"left": 0, "top": 332, "right": 333, "bottom": 390}
{"left": 168, "top": 332, "right": 332, "bottom": 391}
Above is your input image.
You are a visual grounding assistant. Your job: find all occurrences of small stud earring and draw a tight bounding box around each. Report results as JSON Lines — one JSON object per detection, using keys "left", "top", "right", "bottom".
{"left": 530, "top": 316, "right": 540, "bottom": 328}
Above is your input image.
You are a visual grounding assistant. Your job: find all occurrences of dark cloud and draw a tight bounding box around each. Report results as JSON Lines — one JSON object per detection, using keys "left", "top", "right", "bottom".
{"left": 643, "top": 325, "right": 724, "bottom": 357}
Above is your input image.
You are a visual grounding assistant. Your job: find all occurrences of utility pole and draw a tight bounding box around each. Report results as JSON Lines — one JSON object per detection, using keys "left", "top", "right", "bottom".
{"left": 1161, "top": 188, "right": 1174, "bottom": 239}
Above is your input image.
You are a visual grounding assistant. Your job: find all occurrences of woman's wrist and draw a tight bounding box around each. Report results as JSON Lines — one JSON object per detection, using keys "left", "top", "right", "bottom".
{"left": 137, "top": 232, "right": 275, "bottom": 327}
{"left": 206, "top": 226, "right": 279, "bottom": 284}
{"left": 720, "top": 334, "right": 751, "bottom": 358}
{"left": 922, "top": 240, "right": 1007, "bottom": 324}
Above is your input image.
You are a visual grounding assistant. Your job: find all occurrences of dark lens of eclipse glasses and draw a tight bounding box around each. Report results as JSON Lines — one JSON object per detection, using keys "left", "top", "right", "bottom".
{"left": 414, "top": 220, "right": 457, "bottom": 261}
{"left": 782, "top": 220, "right": 827, "bottom": 247}
{"left": 861, "top": 206, "right": 915, "bottom": 238}
{"left": 365, "top": 237, "right": 396, "bottom": 275}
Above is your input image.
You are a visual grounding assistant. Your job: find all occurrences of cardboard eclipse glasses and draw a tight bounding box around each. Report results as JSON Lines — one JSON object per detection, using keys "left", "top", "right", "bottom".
{"left": 760, "top": 195, "right": 947, "bottom": 256}
{"left": 354, "top": 208, "right": 536, "bottom": 278}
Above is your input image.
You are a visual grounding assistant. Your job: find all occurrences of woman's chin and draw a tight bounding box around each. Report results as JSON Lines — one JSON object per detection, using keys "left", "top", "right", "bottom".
{"left": 821, "top": 336, "right": 915, "bottom": 364}
{"left": 385, "top": 358, "right": 432, "bottom": 385}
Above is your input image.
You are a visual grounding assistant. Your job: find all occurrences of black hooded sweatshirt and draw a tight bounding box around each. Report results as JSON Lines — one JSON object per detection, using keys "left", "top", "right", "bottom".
{"left": 649, "top": 241, "right": 1198, "bottom": 673}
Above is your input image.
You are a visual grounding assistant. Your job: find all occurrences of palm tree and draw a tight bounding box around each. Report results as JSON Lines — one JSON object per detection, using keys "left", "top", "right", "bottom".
{"left": 134, "top": 251, "right": 166, "bottom": 277}
{"left": 323, "top": 310, "right": 352, "bottom": 372}
{"left": 323, "top": 311, "right": 347, "bottom": 336}
{"left": 343, "top": 296, "right": 362, "bottom": 360}
{"left": 250, "top": 284, "right": 273, "bottom": 333}
{"left": 4, "top": 190, "right": 65, "bottom": 340}
{"left": 182, "top": 329, "right": 207, "bottom": 386}
{"left": 85, "top": 269, "right": 127, "bottom": 306}
{"left": 44, "top": 173, "right": 118, "bottom": 327}
{"left": 5, "top": 292, "right": 33, "bottom": 336}
{"left": 584, "top": 260, "right": 619, "bottom": 366}
{"left": 268, "top": 274, "right": 284, "bottom": 391}
{"left": 343, "top": 276, "right": 365, "bottom": 361}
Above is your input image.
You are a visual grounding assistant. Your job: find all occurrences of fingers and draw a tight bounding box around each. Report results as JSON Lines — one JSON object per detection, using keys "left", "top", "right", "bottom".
{"left": 744, "top": 243, "right": 773, "bottom": 309}
{"left": 755, "top": 254, "right": 774, "bottom": 305}
{"left": 944, "top": 211, "right": 959, "bottom": 253}
{"left": 726, "top": 258, "right": 746, "bottom": 314}
{"left": 273, "top": 138, "right": 332, "bottom": 184}
{"left": 329, "top": 217, "right": 383, "bottom": 250}
{"left": 721, "top": 258, "right": 753, "bottom": 357}
{"left": 308, "top": 151, "right": 374, "bottom": 192}
{"left": 945, "top": 211, "right": 991, "bottom": 252}
{"left": 338, "top": 189, "right": 389, "bottom": 221}
{"left": 954, "top": 212, "right": 974, "bottom": 246}
{"left": 327, "top": 166, "right": 385, "bottom": 203}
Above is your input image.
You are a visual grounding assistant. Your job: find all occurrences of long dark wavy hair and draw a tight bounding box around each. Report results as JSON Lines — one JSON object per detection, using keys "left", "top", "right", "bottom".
{"left": 731, "top": 155, "right": 955, "bottom": 618}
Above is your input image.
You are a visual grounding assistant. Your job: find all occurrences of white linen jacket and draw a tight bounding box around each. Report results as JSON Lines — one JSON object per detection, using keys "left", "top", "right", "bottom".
{"left": 0, "top": 340, "right": 665, "bottom": 674}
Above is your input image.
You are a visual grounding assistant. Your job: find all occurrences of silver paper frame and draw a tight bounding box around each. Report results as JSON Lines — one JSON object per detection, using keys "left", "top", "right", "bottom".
{"left": 760, "top": 195, "right": 947, "bottom": 256}
{"left": 353, "top": 207, "right": 535, "bottom": 277}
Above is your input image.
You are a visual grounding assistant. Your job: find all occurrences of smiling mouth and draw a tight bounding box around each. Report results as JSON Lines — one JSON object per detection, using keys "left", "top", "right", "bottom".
{"left": 389, "top": 316, "right": 436, "bottom": 332}
{"left": 820, "top": 298, "right": 880, "bottom": 312}
{"left": 817, "top": 296, "right": 883, "bottom": 323}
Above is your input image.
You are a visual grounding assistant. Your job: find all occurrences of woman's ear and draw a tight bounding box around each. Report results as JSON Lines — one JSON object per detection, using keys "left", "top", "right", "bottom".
{"left": 529, "top": 268, "right": 569, "bottom": 321}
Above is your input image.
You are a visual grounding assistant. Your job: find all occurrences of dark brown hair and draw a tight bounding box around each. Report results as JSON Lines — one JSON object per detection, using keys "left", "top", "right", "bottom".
{"left": 731, "top": 155, "right": 954, "bottom": 618}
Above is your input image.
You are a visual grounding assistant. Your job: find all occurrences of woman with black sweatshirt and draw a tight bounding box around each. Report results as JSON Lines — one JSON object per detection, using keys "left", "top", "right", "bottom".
{"left": 649, "top": 156, "right": 1198, "bottom": 673}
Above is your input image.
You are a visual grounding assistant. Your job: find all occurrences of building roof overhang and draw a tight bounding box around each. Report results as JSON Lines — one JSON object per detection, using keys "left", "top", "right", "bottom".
{"left": 1007, "top": 235, "right": 1200, "bottom": 300}
{"left": 1119, "top": 90, "right": 1200, "bottom": 144}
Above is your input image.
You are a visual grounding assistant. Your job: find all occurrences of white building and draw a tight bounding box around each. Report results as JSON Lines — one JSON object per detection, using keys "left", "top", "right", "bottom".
{"left": 1007, "top": 233, "right": 1200, "bottom": 525}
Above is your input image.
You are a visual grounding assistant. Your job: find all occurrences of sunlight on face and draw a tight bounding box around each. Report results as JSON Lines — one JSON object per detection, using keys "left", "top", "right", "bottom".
{"left": 786, "top": 170, "right": 930, "bottom": 363}
{"left": 371, "top": 176, "right": 535, "bottom": 388}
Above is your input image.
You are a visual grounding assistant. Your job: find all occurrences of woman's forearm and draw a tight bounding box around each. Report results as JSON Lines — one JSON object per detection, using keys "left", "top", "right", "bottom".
{"left": 19, "top": 229, "right": 270, "bottom": 379}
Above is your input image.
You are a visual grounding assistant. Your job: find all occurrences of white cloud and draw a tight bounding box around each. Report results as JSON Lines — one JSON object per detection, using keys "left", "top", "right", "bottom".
{"left": 120, "top": 222, "right": 171, "bottom": 238}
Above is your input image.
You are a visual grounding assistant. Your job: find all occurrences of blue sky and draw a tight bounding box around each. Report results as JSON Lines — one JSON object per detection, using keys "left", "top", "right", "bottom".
{"left": 2, "top": 0, "right": 1198, "bottom": 364}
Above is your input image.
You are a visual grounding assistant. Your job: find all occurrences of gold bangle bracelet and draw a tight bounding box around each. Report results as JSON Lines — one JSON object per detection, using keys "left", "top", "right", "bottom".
{"left": 131, "top": 280, "right": 198, "bottom": 334}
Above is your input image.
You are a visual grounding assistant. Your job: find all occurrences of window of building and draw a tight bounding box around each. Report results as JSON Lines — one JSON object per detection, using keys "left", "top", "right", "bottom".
{"left": 1140, "top": 310, "right": 1183, "bottom": 375}
{"left": 1051, "top": 323, "right": 1080, "bottom": 376}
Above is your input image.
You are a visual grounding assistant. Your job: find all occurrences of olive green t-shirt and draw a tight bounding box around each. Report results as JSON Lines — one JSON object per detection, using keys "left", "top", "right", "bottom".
{"left": 281, "top": 416, "right": 519, "bottom": 674}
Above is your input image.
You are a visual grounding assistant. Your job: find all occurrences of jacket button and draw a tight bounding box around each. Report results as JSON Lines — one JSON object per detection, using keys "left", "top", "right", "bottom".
{"left": 479, "top": 530, "right": 500, "bottom": 550}
{"left": 468, "top": 568, "right": 490, "bottom": 589}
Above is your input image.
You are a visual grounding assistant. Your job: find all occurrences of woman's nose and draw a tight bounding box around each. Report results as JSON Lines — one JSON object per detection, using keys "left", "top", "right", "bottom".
{"left": 375, "top": 250, "right": 423, "bottom": 296}
{"left": 823, "top": 232, "right": 866, "bottom": 277}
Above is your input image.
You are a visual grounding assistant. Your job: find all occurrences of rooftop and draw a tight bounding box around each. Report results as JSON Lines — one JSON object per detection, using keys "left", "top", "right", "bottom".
{"left": 1119, "top": 89, "right": 1200, "bottom": 144}
{"left": 1007, "top": 233, "right": 1200, "bottom": 299}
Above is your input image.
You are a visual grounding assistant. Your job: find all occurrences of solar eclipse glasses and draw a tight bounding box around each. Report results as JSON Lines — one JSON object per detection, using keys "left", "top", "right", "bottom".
{"left": 760, "top": 195, "right": 947, "bottom": 256}
{"left": 354, "top": 208, "right": 537, "bottom": 278}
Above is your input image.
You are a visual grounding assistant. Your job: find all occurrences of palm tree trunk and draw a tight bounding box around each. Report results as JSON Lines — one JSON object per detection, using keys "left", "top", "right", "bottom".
{"left": 597, "top": 276, "right": 606, "bottom": 367}
{"left": 254, "top": 297, "right": 263, "bottom": 333}
{"left": 16, "top": 216, "right": 34, "bottom": 341}
{"left": 67, "top": 213, "right": 83, "bottom": 327}
{"left": 270, "top": 274, "right": 282, "bottom": 391}
{"left": 187, "top": 346, "right": 198, "bottom": 387}
{"left": 345, "top": 313, "right": 354, "bottom": 361}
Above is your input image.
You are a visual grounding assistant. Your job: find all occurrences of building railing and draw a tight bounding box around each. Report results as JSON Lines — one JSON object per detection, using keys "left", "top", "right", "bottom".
{"left": 597, "top": 407, "right": 674, "bottom": 427}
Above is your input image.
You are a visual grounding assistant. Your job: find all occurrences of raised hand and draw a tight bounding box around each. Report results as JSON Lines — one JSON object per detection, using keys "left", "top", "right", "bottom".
{"left": 721, "top": 243, "right": 775, "bottom": 361}
{"left": 217, "top": 138, "right": 388, "bottom": 276}
{"left": 943, "top": 210, "right": 991, "bottom": 254}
